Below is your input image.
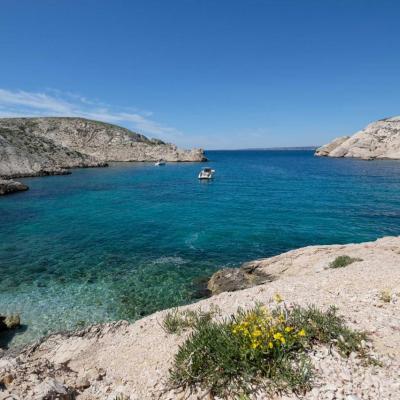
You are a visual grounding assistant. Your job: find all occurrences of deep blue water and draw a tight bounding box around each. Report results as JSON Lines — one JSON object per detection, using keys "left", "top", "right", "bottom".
{"left": 1, "top": 150, "right": 400, "bottom": 347}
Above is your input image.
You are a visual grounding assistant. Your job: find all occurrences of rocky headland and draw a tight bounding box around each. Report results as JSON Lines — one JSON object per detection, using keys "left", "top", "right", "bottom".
{"left": 1, "top": 237, "right": 399, "bottom": 399}
{"left": 315, "top": 116, "right": 400, "bottom": 160}
{"left": 0, "top": 117, "right": 206, "bottom": 194}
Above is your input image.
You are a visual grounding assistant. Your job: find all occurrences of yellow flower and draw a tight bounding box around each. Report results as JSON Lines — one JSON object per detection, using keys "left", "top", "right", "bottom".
{"left": 273, "top": 293, "right": 283, "bottom": 303}
{"left": 273, "top": 332, "right": 283, "bottom": 340}
{"left": 298, "top": 329, "right": 306, "bottom": 337}
{"left": 268, "top": 341, "right": 274, "bottom": 349}
{"left": 285, "top": 326, "right": 293, "bottom": 333}
{"left": 278, "top": 313, "right": 285, "bottom": 323}
{"left": 252, "top": 329, "right": 262, "bottom": 337}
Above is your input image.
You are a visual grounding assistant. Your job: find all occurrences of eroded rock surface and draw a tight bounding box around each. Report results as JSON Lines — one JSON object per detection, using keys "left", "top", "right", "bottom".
{"left": 0, "top": 117, "right": 206, "bottom": 180}
{"left": 315, "top": 116, "right": 400, "bottom": 159}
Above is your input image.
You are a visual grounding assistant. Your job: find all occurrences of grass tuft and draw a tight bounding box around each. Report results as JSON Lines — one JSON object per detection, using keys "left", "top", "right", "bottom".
{"left": 379, "top": 289, "right": 392, "bottom": 303}
{"left": 162, "top": 307, "right": 218, "bottom": 334}
{"left": 329, "top": 255, "right": 362, "bottom": 269}
{"left": 168, "top": 302, "right": 371, "bottom": 398}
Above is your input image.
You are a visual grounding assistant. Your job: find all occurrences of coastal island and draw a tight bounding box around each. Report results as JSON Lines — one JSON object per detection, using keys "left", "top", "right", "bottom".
{"left": 0, "top": 117, "right": 206, "bottom": 195}
{"left": 315, "top": 116, "right": 400, "bottom": 160}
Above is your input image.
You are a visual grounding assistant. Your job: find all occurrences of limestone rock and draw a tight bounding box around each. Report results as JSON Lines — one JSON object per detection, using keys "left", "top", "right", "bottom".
{"left": 34, "top": 378, "right": 75, "bottom": 400}
{"left": 207, "top": 266, "right": 271, "bottom": 295}
{"left": 315, "top": 116, "right": 400, "bottom": 159}
{"left": 0, "top": 117, "right": 206, "bottom": 179}
{"left": 0, "top": 179, "right": 28, "bottom": 195}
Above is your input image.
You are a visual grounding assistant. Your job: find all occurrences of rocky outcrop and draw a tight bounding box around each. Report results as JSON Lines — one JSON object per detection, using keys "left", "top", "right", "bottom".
{"left": 207, "top": 264, "right": 272, "bottom": 295}
{"left": 0, "top": 179, "right": 28, "bottom": 195}
{"left": 0, "top": 117, "right": 206, "bottom": 195}
{"left": 208, "top": 236, "right": 400, "bottom": 295}
{"left": 1, "top": 237, "right": 399, "bottom": 399}
{"left": 0, "top": 117, "right": 206, "bottom": 182}
{"left": 315, "top": 116, "right": 400, "bottom": 160}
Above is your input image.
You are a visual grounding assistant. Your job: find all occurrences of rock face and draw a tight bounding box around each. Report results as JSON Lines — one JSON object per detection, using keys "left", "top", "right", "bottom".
{"left": 0, "top": 117, "right": 206, "bottom": 178}
{"left": 315, "top": 116, "right": 400, "bottom": 160}
{"left": 0, "top": 179, "right": 28, "bottom": 195}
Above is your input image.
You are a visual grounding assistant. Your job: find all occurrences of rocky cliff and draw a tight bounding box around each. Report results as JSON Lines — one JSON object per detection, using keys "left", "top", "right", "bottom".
{"left": 315, "top": 116, "right": 400, "bottom": 160}
{"left": 0, "top": 117, "right": 206, "bottom": 193}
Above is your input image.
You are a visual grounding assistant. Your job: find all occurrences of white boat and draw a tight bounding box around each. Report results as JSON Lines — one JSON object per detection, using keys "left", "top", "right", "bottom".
{"left": 198, "top": 167, "right": 215, "bottom": 180}
{"left": 154, "top": 160, "right": 166, "bottom": 166}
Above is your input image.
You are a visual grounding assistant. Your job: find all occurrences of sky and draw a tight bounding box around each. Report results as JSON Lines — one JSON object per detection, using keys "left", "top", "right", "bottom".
{"left": 0, "top": 0, "right": 399, "bottom": 150}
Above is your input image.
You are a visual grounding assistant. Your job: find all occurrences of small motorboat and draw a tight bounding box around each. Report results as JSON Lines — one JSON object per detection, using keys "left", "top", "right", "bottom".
{"left": 198, "top": 167, "right": 215, "bottom": 180}
{"left": 155, "top": 160, "right": 166, "bottom": 166}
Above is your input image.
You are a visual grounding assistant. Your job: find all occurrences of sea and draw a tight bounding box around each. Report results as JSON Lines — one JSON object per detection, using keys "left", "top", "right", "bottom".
{"left": 1, "top": 150, "right": 400, "bottom": 347}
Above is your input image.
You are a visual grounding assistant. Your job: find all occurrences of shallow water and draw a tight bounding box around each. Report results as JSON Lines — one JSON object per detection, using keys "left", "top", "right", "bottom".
{"left": 1, "top": 150, "right": 400, "bottom": 347}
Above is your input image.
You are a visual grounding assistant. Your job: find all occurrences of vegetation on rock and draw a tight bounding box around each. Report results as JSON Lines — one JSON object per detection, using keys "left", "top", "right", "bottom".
{"left": 166, "top": 298, "right": 371, "bottom": 398}
{"left": 329, "top": 255, "right": 362, "bottom": 269}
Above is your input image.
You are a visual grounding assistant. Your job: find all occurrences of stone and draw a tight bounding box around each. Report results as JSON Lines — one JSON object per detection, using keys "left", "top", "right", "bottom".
{"left": 34, "top": 378, "right": 75, "bottom": 400}
{"left": 4, "top": 315, "right": 20, "bottom": 329}
{"left": 75, "top": 376, "right": 90, "bottom": 390}
{"left": 315, "top": 116, "right": 400, "bottom": 160}
{"left": 207, "top": 266, "right": 271, "bottom": 295}
{"left": 0, "top": 179, "right": 28, "bottom": 196}
{"left": 0, "top": 373, "right": 14, "bottom": 387}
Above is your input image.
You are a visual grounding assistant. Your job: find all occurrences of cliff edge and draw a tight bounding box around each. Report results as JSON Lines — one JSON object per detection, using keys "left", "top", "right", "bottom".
{"left": 315, "top": 116, "right": 400, "bottom": 160}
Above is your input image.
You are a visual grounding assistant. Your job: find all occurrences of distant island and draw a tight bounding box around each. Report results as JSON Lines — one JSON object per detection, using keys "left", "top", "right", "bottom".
{"left": 316, "top": 116, "right": 400, "bottom": 160}
{"left": 0, "top": 117, "right": 206, "bottom": 194}
{"left": 211, "top": 146, "right": 318, "bottom": 151}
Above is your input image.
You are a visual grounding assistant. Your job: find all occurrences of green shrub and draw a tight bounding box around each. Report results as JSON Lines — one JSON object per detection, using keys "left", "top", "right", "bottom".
{"left": 168, "top": 302, "right": 370, "bottom": 398}
{"left": 329, "top": 255, "right": 362, "bottom": 269}
{"left": 162, "top": 308, "right": 217, "bottom": 334}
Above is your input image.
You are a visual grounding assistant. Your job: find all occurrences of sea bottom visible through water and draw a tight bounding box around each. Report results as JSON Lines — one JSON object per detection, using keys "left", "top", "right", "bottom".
{"left": 1, "top": 150, "right": 400, "bottom": 347}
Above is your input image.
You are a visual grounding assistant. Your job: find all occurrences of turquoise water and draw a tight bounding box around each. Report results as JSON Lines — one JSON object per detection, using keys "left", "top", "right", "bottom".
{"left": 1, "top": 150, "right": 400, "bottom": 347}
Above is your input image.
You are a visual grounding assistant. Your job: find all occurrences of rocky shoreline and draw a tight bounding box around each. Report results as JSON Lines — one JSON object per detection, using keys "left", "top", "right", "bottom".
{"left": 0, "top": 117, "right": 206, "bottom": 195}
{"left": 1, "top": 236, "right": 399, "bottom": 399}
{"left": 0, "top": 179, "right": 28, "bottom": 195}
{"left": 315, "top": 116, "right": 400, "bottom": 160}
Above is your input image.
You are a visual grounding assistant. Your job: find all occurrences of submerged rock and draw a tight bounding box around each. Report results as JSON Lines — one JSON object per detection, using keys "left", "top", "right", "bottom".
{"left": 4, "top": 315, "right": 21, "bottom": 330}
{"left": 0, "top": 179, "right": 28, "bottom": 195}
{"left": 315, "top": 116, "right": 400, "bottom": 160}
{"left": 0, "top": 314, "right": 21, "bottom": 333}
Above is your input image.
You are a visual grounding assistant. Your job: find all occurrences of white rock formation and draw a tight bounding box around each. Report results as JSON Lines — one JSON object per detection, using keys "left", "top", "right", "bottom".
{"left": 0, "top": 117, "right": 206, "bottom": 179}
{"left": 315, "top": 117, "right": 400, "bottom": 160}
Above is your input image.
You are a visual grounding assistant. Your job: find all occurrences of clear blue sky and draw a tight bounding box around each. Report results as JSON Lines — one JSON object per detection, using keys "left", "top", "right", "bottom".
{"left": 0, "top": 0, "right": 399, "bottom": 149}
